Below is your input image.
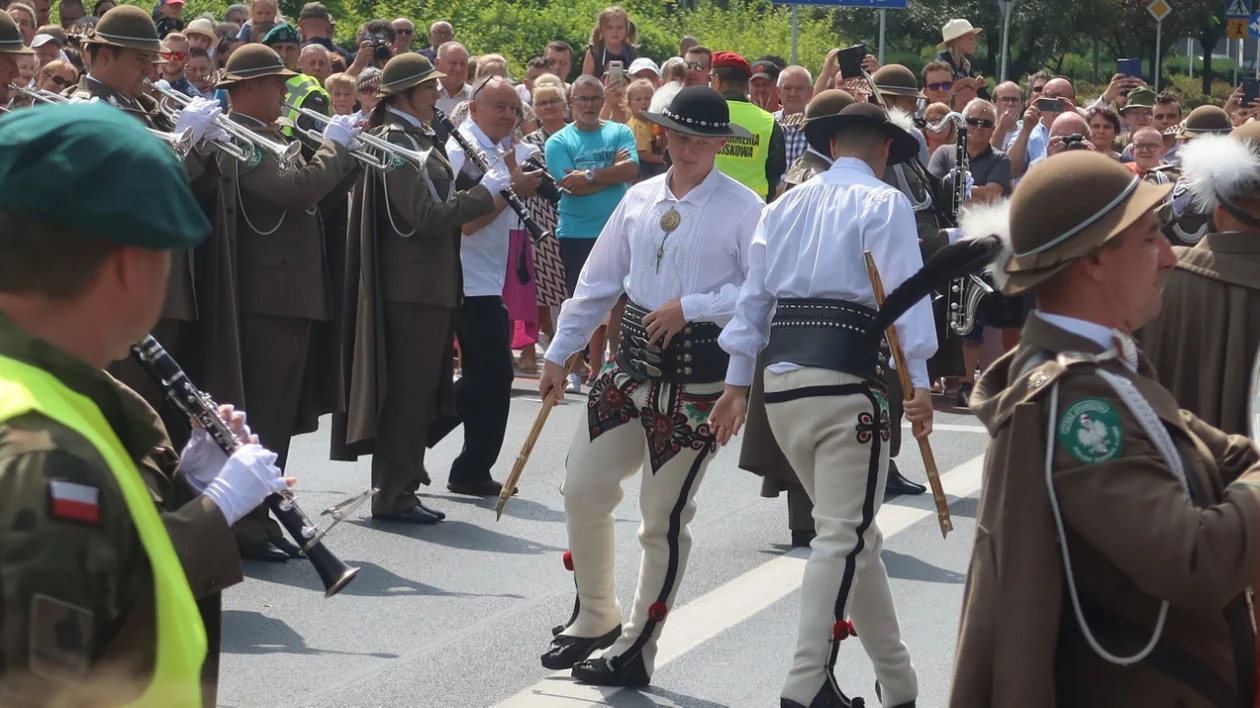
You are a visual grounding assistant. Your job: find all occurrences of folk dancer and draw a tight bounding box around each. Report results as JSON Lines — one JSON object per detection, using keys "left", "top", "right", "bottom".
{"left": 710, "top": 102, "right": 936, "bottom": 708}
{"left": 537, "top": 86, "right": 764, "bottom": 687}
{"left": 951, "top": 150, "right": 1260, "bottom": 707}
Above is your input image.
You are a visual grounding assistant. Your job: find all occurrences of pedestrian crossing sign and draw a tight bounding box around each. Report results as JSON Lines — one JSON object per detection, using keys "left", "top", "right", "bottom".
{"left": 1227, "top": 0, "right": 1252, "bottom": 19}
{"left": 1148, "top": 0, "right": 1172, "bottom": 21}
{"left": 1231, "top": 17, "right": 1250, "bottom": 37}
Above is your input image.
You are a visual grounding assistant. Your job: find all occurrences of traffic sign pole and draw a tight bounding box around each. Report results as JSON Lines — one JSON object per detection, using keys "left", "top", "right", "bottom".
{"left": 791, "top": 5, "right": 798, "bottom": 65}
{"left": 1155, "top": 19, "right": 1163, "bottom": 92}
{"left": 879, "top": 8, "right": 887, "bottom": 64}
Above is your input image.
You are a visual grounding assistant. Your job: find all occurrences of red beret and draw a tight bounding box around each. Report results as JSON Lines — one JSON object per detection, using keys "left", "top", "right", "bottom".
{"left": 711, "top": 51, "right": 751, "bottom": 78}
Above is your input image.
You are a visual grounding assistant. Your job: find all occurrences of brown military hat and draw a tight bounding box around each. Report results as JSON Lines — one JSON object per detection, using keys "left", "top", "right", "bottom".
{"left": 215, "top": 43, "right": 297, "bottom": 88}
{"left": 802, "top": 89, "right": 856, "bottom": 149}
{"left": 1174, "top": 104, "right": 1231, "bottom": 139}
{"left": 81, "top": 5, "right": 160, "bottom": 52}
{"left": 0, "top": 11, "right": 34, "bottom": 54}
{"left": 377, "top": 52, "right": 445, "bottom": 97}
{"left": 871, "top": 64, "right": 925, "bottom": 99}
{"left": 985, "top": 151, "right": 1171, "bottom": 295}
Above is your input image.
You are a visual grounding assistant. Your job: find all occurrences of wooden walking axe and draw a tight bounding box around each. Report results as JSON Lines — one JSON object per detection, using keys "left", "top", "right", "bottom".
{"left": 495, "top": 354, "right": 581, "bottom": 520}
{"left": 865, "top": 251, "right": 953, "bottom": 538}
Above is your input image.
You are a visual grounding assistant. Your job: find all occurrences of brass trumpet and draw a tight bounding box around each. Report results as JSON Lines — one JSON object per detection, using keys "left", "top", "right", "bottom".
{"left": 9, "top": 84, "right": 196, "bottom": 157}
{"left": 282, "top": 99, "right": 429, "bottom": 171}
{"left": 147, "top": 80, "right": 301, "bottom": 171}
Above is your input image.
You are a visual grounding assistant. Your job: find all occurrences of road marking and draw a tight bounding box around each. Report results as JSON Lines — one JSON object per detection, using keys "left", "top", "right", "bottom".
{"left": 494, "top": 453, "right": 987, "bottom": 707}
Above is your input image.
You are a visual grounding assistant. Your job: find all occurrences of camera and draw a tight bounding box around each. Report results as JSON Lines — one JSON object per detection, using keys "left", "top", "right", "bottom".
{"left": 1062, "top": 133, "right": 1088, "bottom": 151}
{"left": 371, "top": 33, "right": 392, "bottom": 63}
{"left": 524, "top": 156, "right": 561, "bottom": 205}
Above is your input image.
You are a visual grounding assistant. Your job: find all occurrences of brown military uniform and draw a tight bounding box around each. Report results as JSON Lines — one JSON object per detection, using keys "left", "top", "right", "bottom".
{"left": 0, "top": 313, "right": 242, "bottom": 707}
{"left": 1137, "top": 232, "right": 1260, "bottom": 436}
{"left": 951, "top": 313, "right": 1260, "bottom": 707}
{"left": 783, "top": 149, "right": 831, "bottom": 189}
{"left": 332, "top": 111, "right": 496, "bottom": 514}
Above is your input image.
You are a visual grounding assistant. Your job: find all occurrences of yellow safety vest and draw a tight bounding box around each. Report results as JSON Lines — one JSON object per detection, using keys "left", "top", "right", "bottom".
{"left": 715, "top": 100, "right": 775, "bottom": 198}
{"left": 0, "top": 355, "right": 206, "bottom": 707}
{"left": 281, "top": 73, "right": 331, "bottom": 138}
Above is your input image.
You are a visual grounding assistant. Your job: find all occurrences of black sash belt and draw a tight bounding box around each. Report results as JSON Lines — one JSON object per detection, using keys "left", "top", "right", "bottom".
{"left": 762, "top": 298, "right": 886, "bottom": 384}
{"left": 616, "top": 300, "right": 727, "bottom": 384}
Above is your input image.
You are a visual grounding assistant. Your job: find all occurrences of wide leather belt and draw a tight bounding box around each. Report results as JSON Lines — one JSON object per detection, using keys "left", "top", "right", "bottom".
{"left": 762, "top": 298, "right": 887, "bottom": 383}
{"left": 616, "top": 300, "right": 727, "bottom": 384}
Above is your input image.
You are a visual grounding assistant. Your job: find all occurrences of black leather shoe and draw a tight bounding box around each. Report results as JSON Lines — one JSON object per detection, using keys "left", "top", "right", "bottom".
{"left": 373, "top": 505, "right": 442, "bottom": 525}
{"left": 791, "top": 530, "right": 816, "bottom": 548}
{"left": 239, "top": 539, "right": 290, "bottom": 563}
{"left": 786, "top": 681, "right": 862, "bottom": 708}
{"left": 271, "top": 536, "right": 304, "bottom": 559}
{"left": 955, "top": 382, "right": 974, "bottom": 408}
{"left": 540, "top": 625, "right": 620, "bottom": 670}
{"left": 571, "top": 653, "right": 650, "bottom": 687}
{"left": 884, "top": 461, "right": 926, "bottom": 498}
{"left": 875, "top": 680, "right": 914, "bottom": 708}
{"left": 415, "top": 500, "right": 446, "bottom": 520}
{"left": 447, "top": 479, "right": 518, "bottom": 497}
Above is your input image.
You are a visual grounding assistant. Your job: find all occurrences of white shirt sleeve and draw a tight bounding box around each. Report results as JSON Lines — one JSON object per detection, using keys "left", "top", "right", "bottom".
{"left": 544, "top": 200, "right": 633, "bottom": 366}
{"left": 718, "top": 209, "right": 775, "bottom": 387}
{"left": 865, "top": 192, "right": 938, "bottom": 390}
{"left": 680, "top": 199, "right": 761, "bottom": 325}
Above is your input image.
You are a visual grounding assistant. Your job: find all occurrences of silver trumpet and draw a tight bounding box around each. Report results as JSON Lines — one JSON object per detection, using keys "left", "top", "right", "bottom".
{"left": 147, "top": 79, "right": 301, "bottom": 171}
{"left": 282, "top": 99, "right": 428, "bottom": 171}
{"left": 9, "top": 84, "right": 196, "bottom": 157}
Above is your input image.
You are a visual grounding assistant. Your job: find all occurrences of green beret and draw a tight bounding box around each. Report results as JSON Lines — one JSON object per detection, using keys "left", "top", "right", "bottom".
{"left": 0, "top": 104, "right": 209, "bottom": 251}
{"left": 262, "top": 22, "right": 299, "bottom": 46}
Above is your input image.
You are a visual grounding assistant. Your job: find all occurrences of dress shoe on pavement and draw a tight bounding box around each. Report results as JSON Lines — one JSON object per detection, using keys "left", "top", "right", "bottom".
{"left": 791, "top": 530, "right": 816, "bottom": 548}
{"left": 884, "top": 460, "right": 926, "bottom": 498}
{"left": 415, "top": 500, "right": 446, "bottom": 520}
{"left": 271, "top": 536, "right": 304, "bottom": 559}
{"left": 781, "top": 681, "right": 865, "bottom": 707}
{"left": 540, "top": 625, "right": 621, "bottom": 669}
{"left": 571, "top": 653, "right": 650, "bottom": 687}
{"left": 447, "top": 479, "right": 518, "bottom": 497}
{"left": 373, "top": 505, "right": 443, "bottom": 525}
{"left": 239, "top": 539, "right": 291, "bottom": 563}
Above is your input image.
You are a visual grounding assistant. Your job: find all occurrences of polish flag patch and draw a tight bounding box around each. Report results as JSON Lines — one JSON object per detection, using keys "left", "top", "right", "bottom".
{"left": 48, "top": 481, "right": 100, "bottom": 524}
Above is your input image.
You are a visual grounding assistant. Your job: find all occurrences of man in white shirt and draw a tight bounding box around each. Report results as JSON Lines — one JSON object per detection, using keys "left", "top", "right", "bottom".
{"left": 434, "top": 40, "right": 471, "bottom": 115}
{"left": 536, "top": 86, "right": 764, "bottom": 688}
{"left": 709, "top": 102, "right": 936, "bottom": 708}
{"left": 427, "top": 77, "right": 542, "bottom": 497}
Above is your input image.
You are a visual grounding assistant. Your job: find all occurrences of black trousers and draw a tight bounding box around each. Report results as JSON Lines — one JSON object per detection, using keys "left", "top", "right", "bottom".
{"left": 429, "top": 295, "right": 514, "bottom": 483}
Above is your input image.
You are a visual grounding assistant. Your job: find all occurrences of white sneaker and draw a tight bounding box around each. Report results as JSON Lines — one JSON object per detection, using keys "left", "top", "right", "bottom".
{"left": 565, "top": 373, "right": 583, "bottom": 394}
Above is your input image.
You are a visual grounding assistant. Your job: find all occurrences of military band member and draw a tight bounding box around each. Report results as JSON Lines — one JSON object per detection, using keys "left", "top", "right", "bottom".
{"left": 335, "top": 53, "right": 512, "bottom": 523}
{"left": 537, "top": 87, "right": 764, "bottom": 687}
{"left": 0, "top": 104, "right": 287, "bottom": 707}
{"left": 210, "top": 44, "right": 361, "bottom": 562}
{"left": 950, "top": 150, "right": 1260, "bottom": 708}
{"left": 782, "top": 89, "right": 852, "bottom": 188}
{"left": 1158, "top": 105, "right": 1233, "bottom": 247}
{"left": 0, "top": 13, "right": 31, "bottom": 112}
{"left": 711, "top": 102, "right": 934, "bottom": 708}
{"left": 1138, "top": 120, "right": 1260, "bottom": 436}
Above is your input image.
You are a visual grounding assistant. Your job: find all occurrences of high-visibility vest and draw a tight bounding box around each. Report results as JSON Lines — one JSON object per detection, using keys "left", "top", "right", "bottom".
{"left": 281, "top": 73, "right": 331, "bottom": 138}
{"left": 715, "top": 99, "right": 775, "bottom": 198}
{"left": 0, "top": 355, "right": 206, "bottom": 707}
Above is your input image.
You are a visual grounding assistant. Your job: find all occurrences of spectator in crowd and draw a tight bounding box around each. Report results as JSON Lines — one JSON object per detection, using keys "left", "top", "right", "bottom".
{"left": 650, "top": 57, "right": 684, "bottom": 113}
{"left": 1087, "top": 105, "right": 1121, "bottom": 158}
{"left": 298, "top": 2, "right": 351, "bottom": 65}
{"left": 1031, "top": 111, "right": 1093, "bottom": 168}
{"left": 936, "top": 18, "right": 984, "bottom": 86}
{"left": 581, "top": 5, "right": 636, "bottom": 78}
{"left": 628, "top": 56, "right": 658, "bottom": 83}
{"left": 679, "top": 34, "right": 697, "bottom": 56}
{"left": 1117, "top": 85, "right": 1154, "bottom": 146}
{"left": 748, "top": 57, "right": 779, "bottom": 112}
{"left": 92, "top": 0, "right": 115, "bottom": 16}
{"left": 57, "top": 0, "right": 84, "bottom": 27}
{"left": 184, "top": 45, "right": 214, "bottom": 98}
{"left": 214, "top": 25, "right": 242, "bottom": 65}
{"left": 236, "top": 0, "right": 275, "bottom": 40}
{"left": 418, "top": 19, "right": 451, "bottom": 62}
{"left": 922, "top": 59, "right": 954, "bottom": 106}
{"left": 9, "top": 3, "right": 35, "bottom": 45}
{"left": 709, "top": 51, "right": 785, "bottom": 202}
{"left": 950, "top": 77, "right": 977, "bottom": 112}
{"left": 391, "top": 17, "right": 413, "bottom": 52}
{"left": 435, "top": 40, "right": 470, "bottom": 114}
{"left": 523, "top": 75, "right": 570, "bottom": 354}
{"left": 157, "top": 31, "right": 197, "bottom": 97}
{"left": 626, "top": 77, "right": 664, "bottom": 178}
{"left": 352, "top": 66, "right": 380, "bottom": 121}
{"left": 990, "top": 80, "right": 1022, "bottom": 149}
{"left": 601, "top": 70, "right": 631, "bottom": 124}
{"left": 152, "top": 0, "right": 183, "bottom": 39}
{"left": 1009, "top": 76, "right": 1075, "bottom": 177}
{"left": 183, "top": 16, "right": 213, "bottom": 51}
{"left": 1089, "top": 70, "right": 1146, "bottom": 115}
{"left": 517, "top": 55, "right": 552, "bottom": 104}
{"left": 346, "top": 19, "right": 395, "bottom": 76}
{"left": 324, "top": 70, "right": 354, "bottom": 115}
{"left": 923, "top": 101, "right": 954, "bottom": 156}
{"left": 775, "top": 65, "right": 810, "bottom": 166}
{"left": 1126, "top": 125, "right": 1170, "bottom": 181}
{"left": 544, "top": 74, "right": 638, "bottom": 391}
{"left": 222, "top": 2, "right": 246, "bottom": 25}
{"left": 15, "top": 51, "right": 34, "bottom": 85}
{"left": 545, "top": 39, "right": 573, "bottom": 84}
{"left": 29, "top": 32, "right": 58, "bottom": 67}
{"left": 35, "top": 56, "right": 73, "bottom": 91}
{"left": 683, "top": 43, "right": 710, "bottom": 87}
{"left": 1149, "top": 91, "right": 1182, "bottom": 160}
{"left": 299, "top": 43, "right": 331, "bottom": 84}
{"left": 29, "top": 0, "right": 45, "bottom": 24}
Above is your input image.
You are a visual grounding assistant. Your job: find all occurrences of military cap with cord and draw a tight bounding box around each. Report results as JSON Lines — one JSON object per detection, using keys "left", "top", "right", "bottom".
{"left": 801, "top": 88, "right": 856, "bottom": 153}
{"left": 0, "top": 103, "right": 210, "bottom": 251}
{"left": 80, "top": 4, "right": 161, "bottom": 53}
{"left": 639, "top": 85, "right": 750, "bottom": 138}
{"left": 962, "top": 151, "right": 1171, "bottom": 296}
{"left": 376, "top": 53, "right": 444, "bottom": 97}
{"left": 215, "top": 43, "right": 296, "bottom": 89}
{"left": 1178, "top": 119, "right": 1260, "bottom": 231}
{"left": 803, "top": 101, "right": 919, "bottom": 165}
{"left": 870, "top": 64, "right": 925, "bottom": 99}
{"left": 0, "top": 11, "right": 33, "bottom": 54}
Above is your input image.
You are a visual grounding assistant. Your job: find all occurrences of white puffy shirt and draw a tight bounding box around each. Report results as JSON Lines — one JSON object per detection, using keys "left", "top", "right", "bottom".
{"left": 719, "top": 157, "right": 938, "bottom": 388}
{"left": 544, "top": 166, "right": 765, "bottom": 365}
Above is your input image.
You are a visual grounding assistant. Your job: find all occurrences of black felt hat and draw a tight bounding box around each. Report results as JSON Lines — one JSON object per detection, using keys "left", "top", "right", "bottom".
{"left": 809, "top": 102, "right": 920, "bottom": 165}
{"left": 640, "top": 86, "right": 751, "bottom": 138}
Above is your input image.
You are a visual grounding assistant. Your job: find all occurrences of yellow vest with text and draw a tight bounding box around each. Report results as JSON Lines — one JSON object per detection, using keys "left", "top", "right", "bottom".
{"left": 715, "top": 100, "right": 774, "bottom": 198}
{"left": 0, "top": 355, "right": 206, "bottom": 707}
{"left": 281, "top": 74, "right": 332, "bottom": 138}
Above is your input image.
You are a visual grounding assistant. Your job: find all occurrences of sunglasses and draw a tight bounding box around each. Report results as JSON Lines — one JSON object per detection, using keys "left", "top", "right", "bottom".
{"left": 965, "top": 117, "right": 995, "bottom": 128}
{"left": 1031, "top": 84, "right": 1047, "bottom": 93}
{"left": 161, "top": 51, "right": 188, "bottom": 61}
{"left": 48, "top": 74, "right": 72, "bottom": 87}
{"left": 684, "top": 61, "right": 707, "bottom": 71}
{"left": 926, "top": 81, "right": 953, "bottom": 92}
{"left": 396, "top": 28, "right": 413, "bottom": 35}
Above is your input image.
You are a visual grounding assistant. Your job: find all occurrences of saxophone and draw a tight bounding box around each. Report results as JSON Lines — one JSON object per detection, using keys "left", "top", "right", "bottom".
{"left": 926, "top": 112, "right": 990, "bottom": 336}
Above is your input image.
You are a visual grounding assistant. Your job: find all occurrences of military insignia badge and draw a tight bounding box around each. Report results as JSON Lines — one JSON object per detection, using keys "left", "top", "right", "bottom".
{"left": 29, "top": 594, "right": 93, "bottom": 681}
{"left": 1058, "top": 397, "right": 1124, "bottom": 464}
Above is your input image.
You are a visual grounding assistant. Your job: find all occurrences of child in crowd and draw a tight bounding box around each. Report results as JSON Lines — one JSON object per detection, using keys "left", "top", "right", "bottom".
{"left": 325, "top": 72, "right": 356, "bottom": 116}
{"left": 626, "top": 78, "right": 665, "bottom": 179}
{"left": 581, "top": 6, "right": 637, "bottom": 78}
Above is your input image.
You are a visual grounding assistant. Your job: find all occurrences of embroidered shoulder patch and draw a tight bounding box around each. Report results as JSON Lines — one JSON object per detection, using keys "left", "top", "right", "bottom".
{"left": 29, "top": 594, "right": 93, "bottom": 681}
{"left": 1057, "top": 397, "right": 1124, "bottom": 464}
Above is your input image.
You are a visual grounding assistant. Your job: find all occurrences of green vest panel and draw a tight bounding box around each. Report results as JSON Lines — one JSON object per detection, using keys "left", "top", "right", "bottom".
{"left": 282, "top": 73, "right": 331, "bottom": 137}
{"left": 715, "top": 100, "right": 775, "bottom": 198}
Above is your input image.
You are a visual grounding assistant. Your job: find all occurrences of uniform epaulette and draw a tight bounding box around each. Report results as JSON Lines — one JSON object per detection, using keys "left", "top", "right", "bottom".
{"left": 1011, "top": 352, "right": 1105, "bottom": 407}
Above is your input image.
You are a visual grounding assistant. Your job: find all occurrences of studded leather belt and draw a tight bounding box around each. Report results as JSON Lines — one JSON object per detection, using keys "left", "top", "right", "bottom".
{"left": 616, "top": 300, "right": 728, "bottom": 384}
{"left": 762, "top": 298, "right": 888, "bottom": 383}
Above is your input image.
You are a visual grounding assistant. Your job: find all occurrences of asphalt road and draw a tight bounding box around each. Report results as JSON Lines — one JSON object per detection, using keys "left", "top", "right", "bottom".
{"left": 216, "top": 379, "right": 989, "bottom": 708}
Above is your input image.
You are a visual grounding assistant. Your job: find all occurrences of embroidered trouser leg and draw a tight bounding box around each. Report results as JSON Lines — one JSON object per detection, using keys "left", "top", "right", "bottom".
{"left": 560, "top": 365, "right": 721, "bottom": 676}
{"left": 764, "top": 367, "right": 917, "bottom": 706}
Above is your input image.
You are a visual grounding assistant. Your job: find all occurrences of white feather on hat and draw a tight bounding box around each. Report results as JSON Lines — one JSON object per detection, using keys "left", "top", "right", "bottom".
{"left": 1179, "top": 132, "right": 1260, "bottom": 213}
{"left": 959, "top": 198, "right": 1013, "bottom": 291}
{"left": 887, "top": 106, "right": 916, "bottom": 136}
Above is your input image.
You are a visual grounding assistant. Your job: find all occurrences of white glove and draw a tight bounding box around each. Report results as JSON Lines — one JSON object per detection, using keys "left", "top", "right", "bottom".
{"left": 322, "top": 113, "right": 362, "bottom": 149}
{"left": 480, "top": 163, "right": 511, "bottom": 194}
{"left": 174, "top": 96, "right": 223, "bottom": 147}
{"left": 178, "top": 404, "right": 253, "bottom": 493}
{"left": 945, "top": 227, "right": 964, "bottom": 244}
{"left": 68, "top": 95, "right": 100, "bottom": 105}
{"left": 963, "top": 170, "right": 975, "bottom": 200}
{"left": 200, "top": 443, "right": 288, "bottom": 526}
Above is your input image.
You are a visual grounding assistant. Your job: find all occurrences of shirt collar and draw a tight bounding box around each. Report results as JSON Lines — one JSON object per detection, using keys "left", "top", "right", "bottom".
{"left": 232, "top": 112, "right": 269, "bottom": 128}
{"left": 440, "top": 82, "right": 471, "bottom": 99}
{"left": 826, "top": 156, "right": 876, "bottom": 178}
{"left": 387, "top": 105, "right": 424, "bottom": 129}
{"left": 1035, "top": 312, "right": 1139, "bottom": 370}
{"left": 722, "top": 91, "right": 749, "bottom": 103}
{"left": 463, "top": 118, "right": 508, "bottom": 151}
{"left": 661, "top": 164, "right": 723, "bottom": 206}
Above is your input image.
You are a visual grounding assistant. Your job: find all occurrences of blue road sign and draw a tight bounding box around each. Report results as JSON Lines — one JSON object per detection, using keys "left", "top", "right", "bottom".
{"left": 777, "top": 0, "right": 908, "bottom": 7}
{"left": 1228, "top": 0, "right": 1252, "bottom": 19}
{"left": 1251, "top": 10, "right": 1260, "bottom": 36}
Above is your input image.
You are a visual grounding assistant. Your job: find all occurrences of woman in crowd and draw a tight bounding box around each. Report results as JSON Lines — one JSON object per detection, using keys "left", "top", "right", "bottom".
{"left": 1087, "top": 105, "right": 1122, "bottom": 159}
{"left": 522, "top": 75, "right": 569, "bottom": 363}
{"left": 924, "top": 101, "right": 954, "bottom": 156}
{"left": 36, "top": 58, "right": 76, "bottom": 93}
{"left": 353, "top": 67, "right": 381, "bottom": 122}
{"left": 581, "top": 6, "right": 637, "bottom": 78}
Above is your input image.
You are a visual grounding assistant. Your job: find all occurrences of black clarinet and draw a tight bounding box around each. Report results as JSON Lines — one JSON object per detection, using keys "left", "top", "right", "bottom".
{"left": 130, "top": 336, "right": 360, "bottom": 597}
{"left": 434, "top": 107, "right": 552, "bottom": 244}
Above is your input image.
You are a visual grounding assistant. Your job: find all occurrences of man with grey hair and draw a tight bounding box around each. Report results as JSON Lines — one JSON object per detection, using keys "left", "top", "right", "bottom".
{"left": 420, "top": 20, "right": 452, "bottom": 62}
{"left": 775, "top": 65, "right": 812, "bottom": 168}
{"left": 298, "top": 42, "right": 331, "bottom": 84}
{"left": 224, "top": 3, "right": 248, "bottom": 26}
{"left": 391, "top": 17, "right": 414, "bottom": 53}
{"left": 434, "top": 40, "right": 470, "bottom": 115}
{"left": 991, "top": 80, "right": 1023, "bottom": 150}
